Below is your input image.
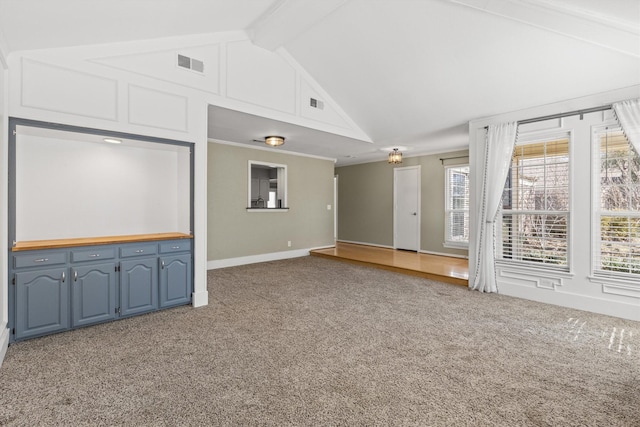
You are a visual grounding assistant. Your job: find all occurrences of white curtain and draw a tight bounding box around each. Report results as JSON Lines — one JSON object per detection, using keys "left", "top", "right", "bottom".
{"left": 472, "top": 122, "right": 518, "bottom": 293}
{"left": 613, "top": 99, "right": 640, "bottom": 155}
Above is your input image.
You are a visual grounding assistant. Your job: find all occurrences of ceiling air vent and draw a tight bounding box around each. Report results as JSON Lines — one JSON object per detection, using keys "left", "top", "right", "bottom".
{"left": 177, "top": 54, "right": 204, "bottom": 74}
{"left": 310, "top": 97, "right": 324, "bottom": 110}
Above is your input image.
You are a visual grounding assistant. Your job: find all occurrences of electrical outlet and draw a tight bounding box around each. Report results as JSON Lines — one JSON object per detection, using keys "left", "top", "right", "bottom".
{"left": 287, "top": 241, "right": 291, "bottom": 247}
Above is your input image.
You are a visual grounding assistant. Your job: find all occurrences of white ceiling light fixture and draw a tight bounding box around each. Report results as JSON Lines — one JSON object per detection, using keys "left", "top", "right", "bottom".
{"left": 265, "top": 136, "right": 285, "bottom": 147}
{"left": 103, "top": 138, "right": 122, "bottom": 144}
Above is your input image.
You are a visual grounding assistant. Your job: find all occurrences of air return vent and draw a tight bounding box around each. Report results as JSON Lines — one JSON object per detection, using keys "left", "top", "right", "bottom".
{"left": 310, "top": 97, "right": 324, "bottom": 110}
{"left": 177, "top": 54, "right": 204, "bottom": 74}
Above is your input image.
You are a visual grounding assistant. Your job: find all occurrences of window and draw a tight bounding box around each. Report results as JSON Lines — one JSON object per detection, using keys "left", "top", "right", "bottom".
{"left": 500, "top": 136, "right": 570, "bottom": 269}
{"left": 593, "top": 127, "right": 640, "bottom": 276}
{"left": 248, "top": 161, "right": 287, "bottom": 210}
{"left": 445, "top": 165, "right": 469, "bottom": 246}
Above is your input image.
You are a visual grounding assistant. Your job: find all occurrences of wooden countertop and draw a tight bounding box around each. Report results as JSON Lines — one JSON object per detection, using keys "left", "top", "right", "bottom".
{"left": 12, "top": 232, "right": 193, "bottom": 252}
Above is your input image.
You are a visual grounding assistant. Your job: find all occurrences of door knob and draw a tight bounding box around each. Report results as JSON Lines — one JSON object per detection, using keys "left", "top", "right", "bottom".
{"left": 412, "top": 212, "right": 417, "bottom": 216}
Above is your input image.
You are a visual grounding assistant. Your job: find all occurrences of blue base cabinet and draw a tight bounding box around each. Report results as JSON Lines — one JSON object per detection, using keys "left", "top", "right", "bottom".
{"left": 160, "top": 254, "right": 192, "bottom": 308}
{"left": 15, "top": 266, "right": 69, "bottom": 341}
{"left": 120, "top": 258, "right": 158, "bottom": 317}
{"left": 71, "top": 262, "right": 117, "bottom": 328}
{"left": 9, "top": 238, "right": 192, "bottom": 342}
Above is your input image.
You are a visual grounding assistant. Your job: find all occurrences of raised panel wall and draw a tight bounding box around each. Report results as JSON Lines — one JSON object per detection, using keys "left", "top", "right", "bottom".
{"left": 91, "top": 43, "right": 221, "bottom": 95}
{"left": 128, "top": 85, "right": 189, "bottom": 132}
{"left": 21, "top": 58, "right": 118, "bottom": 121}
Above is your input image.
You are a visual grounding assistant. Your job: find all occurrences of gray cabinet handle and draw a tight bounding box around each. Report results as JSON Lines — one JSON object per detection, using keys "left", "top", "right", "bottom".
{"left": 171, "top": 246, "right": 180, "bottom": 249}
{"left": 161, "top": 260, "right": 165, "bottom": 269}
{"left": 73, "top": 270, "right": 78, "bottom": 282}
{"left": 34, "top": 258, "right": 49, "bottom": 263}
{"left": 135, "top": 250, "right": 144, "bottom": 253}
{"left": 89, "top": 254, "right": 100, "bottom": 258}
{"left": 61, "top": 271, "right": 66, "bottom": 283}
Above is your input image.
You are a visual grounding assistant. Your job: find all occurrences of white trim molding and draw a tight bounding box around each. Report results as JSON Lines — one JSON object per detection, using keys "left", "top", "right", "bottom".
{"left": 336, "top": 239, "right": 395, "bottom": 250}
{"left": 191, "top": 290, "right": 209, "bottom": 308}
{"left": 209, "top": 138, "right": 337, "bottom": 163}
{"left": 443, "top": 242, "right": 469, "bottom": 250}
{"left": 0, "top": 326, "right": 9, "bottom": 368}
{"left": 207, "top": 248, "right": 312, "bottom": 269}
{"left": 499, "top": 268, "right": 564, "bottom": 291}
{"left": 420, "top": 249, "right": 468, "bottom": 260}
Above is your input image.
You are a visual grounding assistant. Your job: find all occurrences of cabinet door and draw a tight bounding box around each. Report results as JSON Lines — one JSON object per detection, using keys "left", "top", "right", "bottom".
{"left": 120, "top": 258, "right": 158, "bottom": 317}
{"left": 71, "top": 263, "right": 117, "bottom": 328}
{"left": 159, "top": 254, "right": 192, "bottom": 308}
{"left": 15, "top": 267, "right": 69, "bottom": 340}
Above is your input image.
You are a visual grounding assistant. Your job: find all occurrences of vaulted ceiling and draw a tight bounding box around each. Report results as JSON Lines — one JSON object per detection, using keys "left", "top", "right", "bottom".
{"left": 1, "top": 0, "right": 638, "bottom": 165}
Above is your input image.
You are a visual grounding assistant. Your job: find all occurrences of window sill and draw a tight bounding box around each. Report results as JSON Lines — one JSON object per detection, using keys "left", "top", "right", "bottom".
{"left": 496, "top": 260, "right": 574, "bottom": 278}
{"left": 246, "top": 208, "right": 290, "bottom": 213}
{"left": 588, "top": 274, "right": 640, "bottom": 287}
{"left": 443, "top": 241, "right": 469, "bottom": 250}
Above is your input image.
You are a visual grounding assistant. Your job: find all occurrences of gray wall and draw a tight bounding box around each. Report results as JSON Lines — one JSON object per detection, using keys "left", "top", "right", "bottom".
{"left": 336, "top": 149, "right": 469, "bottom": 257}
{"left": 208, "top": 142, "right": 335, "bottom": 260}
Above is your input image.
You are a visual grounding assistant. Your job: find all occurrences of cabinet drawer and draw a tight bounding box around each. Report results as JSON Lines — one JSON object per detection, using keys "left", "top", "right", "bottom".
{"left": 14, "top": 251, "right": 67, "bottom": 269}
{"left": 120, "top": 244, "right": 157, "bottom": 258}
{"left": 71, "top": 247, "right": 116, "bottom": 262}
{"left": 159, "top": 240, "right": 192, "bottom": 254}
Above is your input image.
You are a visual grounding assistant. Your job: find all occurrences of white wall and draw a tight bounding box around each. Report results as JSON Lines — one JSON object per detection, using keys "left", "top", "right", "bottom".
{"left": 15, "top": 130, "right": 190, "bottom": 241}
{"left": 469, "top": 85, "right": 640, "bottom": 321}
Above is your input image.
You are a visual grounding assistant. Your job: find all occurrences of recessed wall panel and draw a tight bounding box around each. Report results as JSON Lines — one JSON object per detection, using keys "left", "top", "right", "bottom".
{"left": 128, "top": 85, "right": 188, "bottom": 132}
{"left": 21, "top": 58, "right": 118, "bottom": 121}
{"left": 91, "top": 44, "right": 221, "bottom": 95}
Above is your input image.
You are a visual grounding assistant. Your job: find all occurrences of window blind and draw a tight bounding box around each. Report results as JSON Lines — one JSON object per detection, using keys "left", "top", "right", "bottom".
{"left": 594, "top": 127, "right": 640, "bottom": 276}
{"left": 445, "top": 165, "right": 470, "bottom": 244}
{"left": 500, "top": 137, "right": 570, "bottom": 268}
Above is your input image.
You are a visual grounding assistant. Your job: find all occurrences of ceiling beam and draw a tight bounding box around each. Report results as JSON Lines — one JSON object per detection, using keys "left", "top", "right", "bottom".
{"left": 248, "top": 0, "right": 349, "bottom": 51}
{"left": 448, "top": 0, "right": 640, "bottom": 58}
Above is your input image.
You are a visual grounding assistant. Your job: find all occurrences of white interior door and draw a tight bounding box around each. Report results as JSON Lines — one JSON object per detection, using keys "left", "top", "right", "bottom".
{"left": 394, "top": 166, "right": 420, "bottom": 251}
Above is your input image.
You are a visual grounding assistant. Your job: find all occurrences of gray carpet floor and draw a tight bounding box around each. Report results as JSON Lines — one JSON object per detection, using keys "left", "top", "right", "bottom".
{"left": 0, "top": 256, "right": 639, "bottom": 426}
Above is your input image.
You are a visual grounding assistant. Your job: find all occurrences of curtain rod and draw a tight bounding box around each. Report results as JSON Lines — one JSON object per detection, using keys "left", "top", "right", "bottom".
{"left": 439, "top": 155, "right": 469, "bottom": 165}
{"left": 519, "top": 104, "right": 612, "bottom": 125}
{"left": 484, "top": 104, "right": 613, "bottom": 129}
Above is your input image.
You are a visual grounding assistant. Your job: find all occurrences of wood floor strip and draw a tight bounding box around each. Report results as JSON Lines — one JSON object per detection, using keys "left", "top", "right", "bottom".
{"left": 310, "top": 242, "right": 469, "bottom": 287}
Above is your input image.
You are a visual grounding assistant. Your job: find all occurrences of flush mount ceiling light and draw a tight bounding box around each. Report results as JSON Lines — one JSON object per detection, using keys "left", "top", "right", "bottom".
{"left": 103, "top": 138, "right": 122, "bottom": 144}
{"left": 264, "top": 136, "right": 285, "bottom": 147}
{"left": 388, "top": 148, "right": 403, "bottom": 164}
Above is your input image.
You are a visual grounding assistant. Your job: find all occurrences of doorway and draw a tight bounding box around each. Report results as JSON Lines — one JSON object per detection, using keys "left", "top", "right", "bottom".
{"left": 394, "top": 166, "right": 420, "bottom": 251}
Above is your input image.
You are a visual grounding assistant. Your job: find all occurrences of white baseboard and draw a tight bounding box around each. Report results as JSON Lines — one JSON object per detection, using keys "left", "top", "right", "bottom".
{"left": 0, "top": 325, "right": 9, "bottom": 368}
{"left": 337, "top": 240, "right": 468, "bottom": 260}
{"left": 419, "top": 249, "right": 469, "bottom": 259}
{"left": 310, "top": 244, "right": 336, "bottom": 251}
{"left": 337, "top": 240, "right": 395, "bottom": 249}
{"left": 498, "top": 282, "right": 640, "bottom": 322}
{"left": 207, "top": 248, "right": 311, "bottom": 270}
{"left": 191, "top": 290, "right": 209, "bottom": 308}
